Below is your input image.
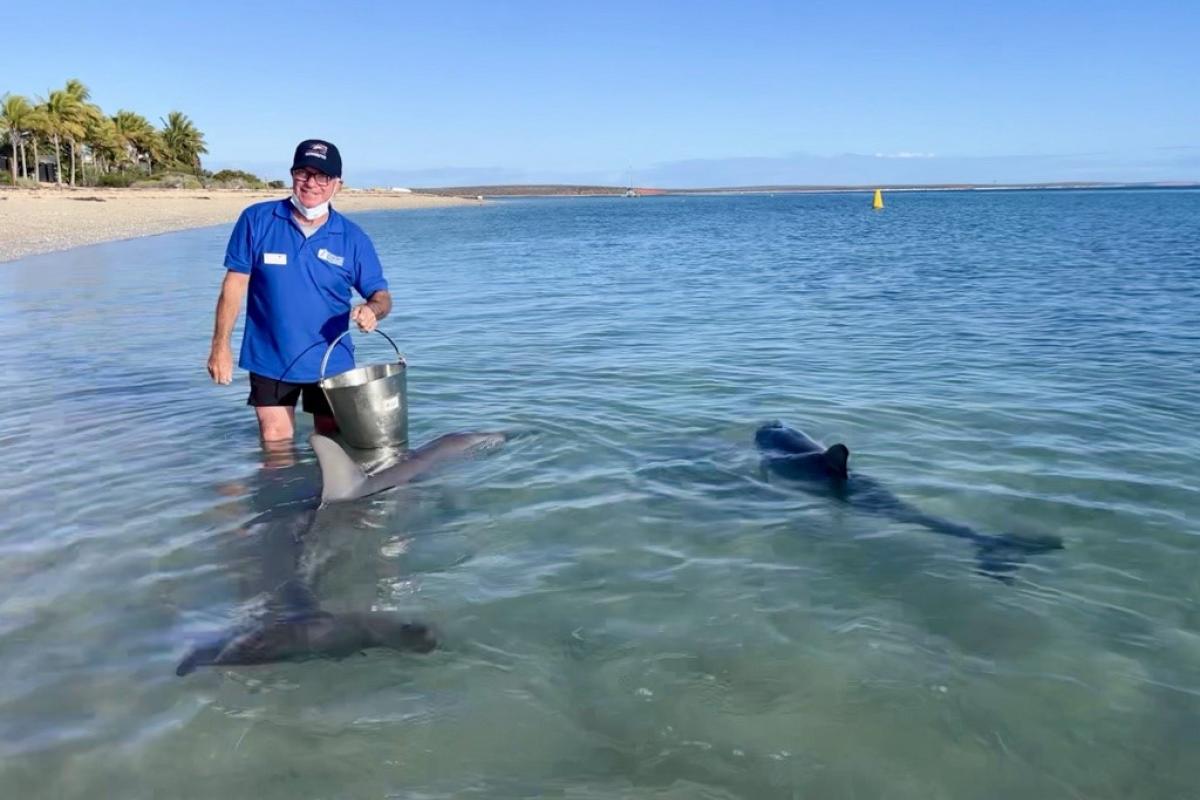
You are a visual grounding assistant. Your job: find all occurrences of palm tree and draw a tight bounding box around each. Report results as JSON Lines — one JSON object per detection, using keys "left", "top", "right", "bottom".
{"left": 38, "top": 90, "right": 85, "bottom": 186}
{"left": 111, "top": 110, "right": 140, "bottom": 171}
{"left": 24, "top": 107, "right": 48, "bottom": 182}
{"left": 86, "top": 115, "right": 120, "bottom": 177}
{"left": 1, "top": 94, "right": 33, "bottom": 181}
{"left": 159, "top": 111, "right": 207, "bottom": 173}
{"left": 142, "top": 128, "right": 166, "bottom": 174}
{"left": 64, "top": 79, "right": 90, "bottom": 102}
{"left": 63, "top": 79, "right": 103, "bottom": 185}
{"left": 112, "top": 110, "right": 158, "bottom": 173}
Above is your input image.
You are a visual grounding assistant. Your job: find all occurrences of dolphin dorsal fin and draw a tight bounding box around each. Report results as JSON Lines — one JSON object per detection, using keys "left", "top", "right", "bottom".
{"left": 824, "top": 443, "right": 850, "bottom": 479}
{"left": 310, "top": 434, "right": 368, "bottom": 502}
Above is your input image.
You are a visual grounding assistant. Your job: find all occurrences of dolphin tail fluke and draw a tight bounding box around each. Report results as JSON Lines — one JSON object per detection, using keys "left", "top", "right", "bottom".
{"left": 310, "top": 434, "right": 369, "bottom": 502}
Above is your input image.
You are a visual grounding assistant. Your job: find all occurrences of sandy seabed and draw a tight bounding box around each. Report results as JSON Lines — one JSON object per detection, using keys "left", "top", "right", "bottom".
{"left": 0, "top": 187, "right": 478, "bottom": 263}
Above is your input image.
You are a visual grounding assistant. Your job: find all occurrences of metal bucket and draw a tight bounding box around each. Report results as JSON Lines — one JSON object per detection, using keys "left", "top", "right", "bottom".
{"left": 319, "top": 329, "right": 408, "bottom": 449}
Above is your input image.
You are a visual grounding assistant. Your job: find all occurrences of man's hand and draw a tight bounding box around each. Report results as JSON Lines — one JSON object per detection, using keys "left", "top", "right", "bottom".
{"left": 351, "top": 303, "right": 378, "bottom": 332}
{"left": 207, "top": 345, "right": 234, "bottom": 385}
{"left": 209, "top": 271, "right": 248, "bottom": 386}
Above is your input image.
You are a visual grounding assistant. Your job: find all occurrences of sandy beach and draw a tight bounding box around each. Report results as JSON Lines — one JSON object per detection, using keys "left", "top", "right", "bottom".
{"left": 0, "top": 187, "right": 478, "bottom": 263}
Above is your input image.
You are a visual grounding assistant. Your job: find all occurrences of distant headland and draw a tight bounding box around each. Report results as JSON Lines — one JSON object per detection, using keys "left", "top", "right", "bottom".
{"left": 412, "top": 181, "right": 1199, "bottom": 198}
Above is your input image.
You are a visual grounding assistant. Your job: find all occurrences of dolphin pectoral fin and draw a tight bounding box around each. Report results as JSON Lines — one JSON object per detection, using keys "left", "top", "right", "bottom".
{"left": 1002, "top": 532, "right": 1065, "bottom": 554}
{"left": 974, "top": 533, "right": 1063, "bottom": 583}
{"left": 358, "top": 613, "right": 439, "bottom": 654}
{"left": 974, "top": 541, "right": 1024, "bottom": 584}
{"left": 272, "top": 578, "right": 320, "bottom": 614}
{"left": 176, "top": 639, "right": 229, "bottom": 676}
{"left": 310, "top": 434, "right": 369, "bottom": 502}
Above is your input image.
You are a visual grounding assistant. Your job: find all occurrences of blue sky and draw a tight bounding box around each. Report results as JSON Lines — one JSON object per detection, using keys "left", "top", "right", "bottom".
{"left": 4, "top": 0, "right": 1198, "bottom": 187}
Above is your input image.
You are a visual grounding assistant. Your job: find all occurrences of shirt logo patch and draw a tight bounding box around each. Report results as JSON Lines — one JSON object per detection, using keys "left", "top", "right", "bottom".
{"left": 317, "top": 248, "right": 345, "bottom": 267}
{"left": 263, "top": 252, "right": 287, "bottom": 265}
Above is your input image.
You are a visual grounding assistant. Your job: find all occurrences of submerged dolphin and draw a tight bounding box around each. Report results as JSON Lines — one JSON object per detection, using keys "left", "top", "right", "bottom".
{"left": 177, "top": 431, "right": 508, "bottom": 675}
{"left": 312, "top": 431, "right": 508, "bottom": 503}
{"left": 176, "top": 581, "right": 436, "bottom": 675}
{"left": 175, "top": 578, "right": 439, "bottom": 671}
{"left": 754, "top": 421, "right": 1063, "bottom": 579}
{"left": 176, "top": 513, "right": 439, "bottom": 676}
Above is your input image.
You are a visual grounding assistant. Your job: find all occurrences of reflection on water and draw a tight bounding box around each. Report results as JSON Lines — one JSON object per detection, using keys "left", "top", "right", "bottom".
{"left": 1, "top": 191, "right": 1198, "bottom": 798}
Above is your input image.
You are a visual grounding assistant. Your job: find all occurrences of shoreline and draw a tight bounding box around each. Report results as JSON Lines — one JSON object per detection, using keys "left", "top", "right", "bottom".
{"left": 0, "top": 187, "right": 480, "bottom": 263}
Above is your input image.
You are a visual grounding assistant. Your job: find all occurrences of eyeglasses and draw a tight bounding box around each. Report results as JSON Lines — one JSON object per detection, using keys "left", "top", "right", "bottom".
{"left": 291, "top": 168, "right": 335, "bottom": 187}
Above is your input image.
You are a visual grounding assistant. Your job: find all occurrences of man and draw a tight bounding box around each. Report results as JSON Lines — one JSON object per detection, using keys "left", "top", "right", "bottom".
{"left": 206, "top": 139, "right": 392, "bottom": 443}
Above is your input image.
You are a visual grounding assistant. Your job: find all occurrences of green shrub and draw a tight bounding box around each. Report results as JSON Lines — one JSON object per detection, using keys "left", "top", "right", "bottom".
{"left": 208, "top": 169, "right": 271, "bottom": 190}
{"left": 0, "top": 174, "right": 53, "bottom": 188}
{"left": 131, "top": 173, "right": 203, "bottom": 189}
{"left": 211, "top": 169, "right": 260, "bottom": 183}
{"left": 159, "top": 173, "right": 204, "bottom": 189}
{"left": 96, "top": 172, "right": 140, "bottom": 188}
{"left": 267, "top": 180, "right": 285, "bottom": 189}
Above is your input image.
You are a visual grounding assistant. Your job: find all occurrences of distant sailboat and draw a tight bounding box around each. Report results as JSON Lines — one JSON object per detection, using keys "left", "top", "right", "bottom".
{"left": 624, "top": 167, "right": 639, "bottom": 197}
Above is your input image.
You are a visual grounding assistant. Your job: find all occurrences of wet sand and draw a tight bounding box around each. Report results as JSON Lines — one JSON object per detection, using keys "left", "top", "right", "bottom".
{"left": 0, "top": 187, "right": 478, "bottom": 263}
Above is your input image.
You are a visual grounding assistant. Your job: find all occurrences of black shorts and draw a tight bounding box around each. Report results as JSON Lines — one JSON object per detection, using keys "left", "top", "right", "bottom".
{"left": 247, "top": 373, "right": 333, "bottom": 417}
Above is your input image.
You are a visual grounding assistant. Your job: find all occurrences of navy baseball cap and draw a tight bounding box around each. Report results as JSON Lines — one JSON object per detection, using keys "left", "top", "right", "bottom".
{"left": 292, "top": 139, "right": 342, "bottom": 178}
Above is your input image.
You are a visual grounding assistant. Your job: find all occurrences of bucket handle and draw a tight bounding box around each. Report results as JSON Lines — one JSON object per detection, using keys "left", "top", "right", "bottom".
{"left": 319, "top": 328, "right": 406, "bottom": 383}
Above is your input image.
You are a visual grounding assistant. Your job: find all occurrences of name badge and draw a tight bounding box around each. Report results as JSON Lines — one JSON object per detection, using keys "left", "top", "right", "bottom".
{"left": 317, "top": 248, "right": 345, "bottom": 267}
{"left": 263, "top": 252, "right": 287, "bottom": 265}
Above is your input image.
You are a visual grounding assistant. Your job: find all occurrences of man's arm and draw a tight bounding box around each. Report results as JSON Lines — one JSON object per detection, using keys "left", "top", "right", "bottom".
{"left": 207, "top": 271, "right": 250, "bottom": 384}
{"left": 351, "top": 289, "right": 391, "bottom": 332}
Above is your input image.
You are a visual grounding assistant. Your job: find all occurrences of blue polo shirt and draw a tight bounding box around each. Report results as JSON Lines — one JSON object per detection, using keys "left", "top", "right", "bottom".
{"left": 223, "top": 199, "right": 388, "bottom": 383}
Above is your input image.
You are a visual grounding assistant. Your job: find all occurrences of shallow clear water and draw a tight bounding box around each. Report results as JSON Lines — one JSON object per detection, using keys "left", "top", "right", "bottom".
{"left": 2, "top": 190, "right": 1198, "bottom": 798}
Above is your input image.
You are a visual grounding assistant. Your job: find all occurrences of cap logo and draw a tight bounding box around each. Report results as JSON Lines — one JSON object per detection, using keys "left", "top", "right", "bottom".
{"left": 304, "top": 143, "right": 328, "bottom": 159}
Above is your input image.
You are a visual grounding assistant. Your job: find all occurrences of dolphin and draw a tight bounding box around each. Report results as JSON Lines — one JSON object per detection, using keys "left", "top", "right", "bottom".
{"left": 312, "top": 431, "right": 508, "bottom": 503}
{"left": 176, "top": 514, "right": 438, "bottom": 676}
{"left": 176, "top": 580, "right": 436, "bottom": 675}
{"left": 177, "top": 431, "right": 508, "bottom": 675}
{"left": 754, "top": 421, "right": 1063, "bottom": 580}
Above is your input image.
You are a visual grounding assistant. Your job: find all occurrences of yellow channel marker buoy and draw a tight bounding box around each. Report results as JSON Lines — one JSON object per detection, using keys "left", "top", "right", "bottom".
{"left": 873, "top": 189, "right": 884, "bottom": 210}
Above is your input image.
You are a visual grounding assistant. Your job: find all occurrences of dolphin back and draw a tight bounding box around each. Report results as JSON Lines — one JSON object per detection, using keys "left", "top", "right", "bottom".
{"left": 361, "top": 431, "right": 509, "bottom": 497}
{"left": 756, "top": 421, "right": 823, "bottom": 455}
{"left": 315, "top": 431, "right": 510, "bottom": 503}
{"left": 756, "top": 422, "right": 850, "bottom": 481}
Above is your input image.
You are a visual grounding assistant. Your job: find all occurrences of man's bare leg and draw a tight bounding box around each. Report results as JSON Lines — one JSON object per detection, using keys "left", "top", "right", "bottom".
{"left": 256, "top": 406, "right": 296, "bottom": 442}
